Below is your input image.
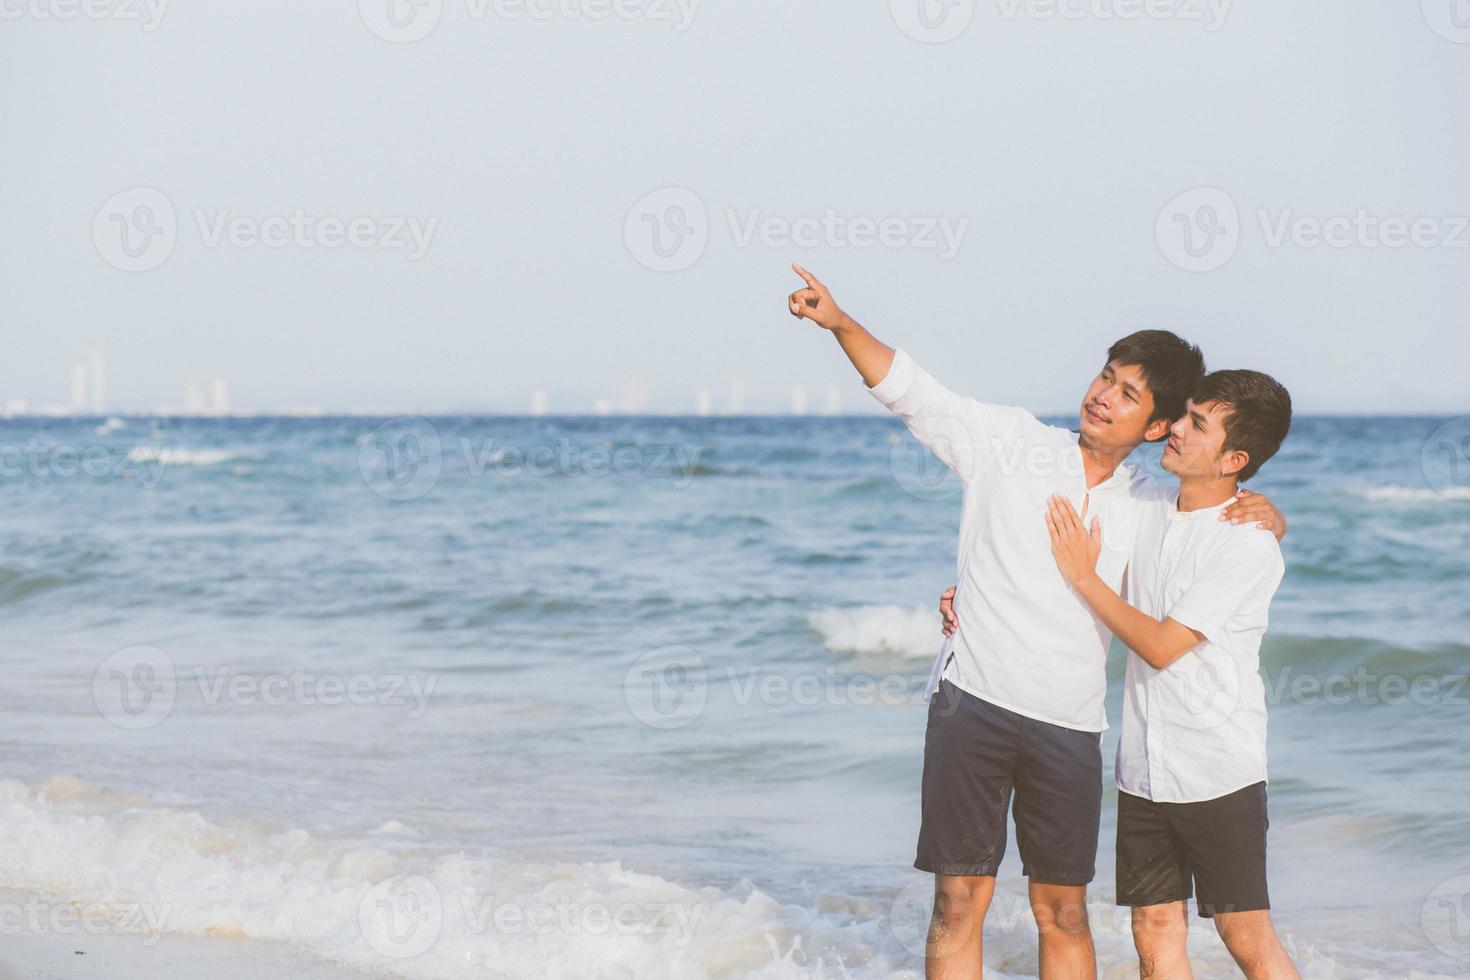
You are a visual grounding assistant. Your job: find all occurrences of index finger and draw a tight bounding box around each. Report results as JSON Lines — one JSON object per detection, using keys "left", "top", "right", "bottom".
{"left": 791, "top": 262, "right": 821, "bottom": 289}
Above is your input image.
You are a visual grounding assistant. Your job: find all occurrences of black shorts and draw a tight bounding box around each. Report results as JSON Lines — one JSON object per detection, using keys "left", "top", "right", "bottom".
{"left": 915, "top": 678, "right": 1102, "bottom": 885}
{"left": 1116, "top": 782, "right": 1271, "bottom": 918}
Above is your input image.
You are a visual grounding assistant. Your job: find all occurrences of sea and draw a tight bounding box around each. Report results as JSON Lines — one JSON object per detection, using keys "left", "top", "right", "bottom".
{"left": 0, "top": 412, "right": 1466, "bottom": 979}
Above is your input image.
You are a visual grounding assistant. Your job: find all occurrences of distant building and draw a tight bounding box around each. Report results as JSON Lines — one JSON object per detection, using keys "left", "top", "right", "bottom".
{"left": 824, "top": 384, "right": 842, "bottom": 415}
{"left": 727, "top": 380, "right": 746, "bottom": 415}
{"left": 791, "top": 384, "right": 808, "bottom": 416}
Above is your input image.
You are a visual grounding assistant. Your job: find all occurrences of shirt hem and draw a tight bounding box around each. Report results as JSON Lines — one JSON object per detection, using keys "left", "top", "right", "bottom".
{"left": 940, "top": 674, "right": 1107, "bottom": 733}
{"left": 1115, "top": 774, "right": 1269, "bottom": 805}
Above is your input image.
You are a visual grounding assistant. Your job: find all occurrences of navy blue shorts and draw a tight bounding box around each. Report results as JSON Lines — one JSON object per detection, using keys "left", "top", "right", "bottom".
{"left": 915, "top": 679, "right": 1102, "bottom": 885}
{"left": 1116, "top": 782, "right": 1271, "bottom": 918}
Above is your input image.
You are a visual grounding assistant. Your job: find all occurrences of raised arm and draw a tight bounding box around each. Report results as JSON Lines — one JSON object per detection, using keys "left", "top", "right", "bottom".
{"left": 787, "top": 263, "right": 1025, "bottom": 484}
{"left": 787, "top": 262, "right": 894, "bottom": 386}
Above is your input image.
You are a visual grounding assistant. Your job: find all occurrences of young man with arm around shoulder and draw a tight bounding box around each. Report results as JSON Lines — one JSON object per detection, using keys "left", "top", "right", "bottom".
{"left": 1045, "top": 370, "right": 1299, "bottom": 980}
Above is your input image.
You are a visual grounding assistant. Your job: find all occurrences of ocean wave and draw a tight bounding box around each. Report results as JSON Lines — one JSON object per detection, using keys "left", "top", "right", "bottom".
{"left": 807, "top": 604, "right": 940, "bottom": 661}
{"left": 125, "top": 447, "right": 261, "bottom": 467}
{"left": 0, "top": 776, "right": 913, "bottom": 980}
{"left": 1357, "top": 485, "right": 1470, "bottom": 502}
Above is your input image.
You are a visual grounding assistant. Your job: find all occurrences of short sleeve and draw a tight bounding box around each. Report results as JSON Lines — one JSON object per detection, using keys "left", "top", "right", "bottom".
{"left": 1166, "top": 531, "right": 1285, "bottom": 643}
{"left": 865, "top": 348, "right": 1034, "bottom": 484}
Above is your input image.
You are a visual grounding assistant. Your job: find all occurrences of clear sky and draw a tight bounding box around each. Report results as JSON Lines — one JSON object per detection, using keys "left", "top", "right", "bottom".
{"left": 3, "top": 0, "right": 1467, "bottom": 415}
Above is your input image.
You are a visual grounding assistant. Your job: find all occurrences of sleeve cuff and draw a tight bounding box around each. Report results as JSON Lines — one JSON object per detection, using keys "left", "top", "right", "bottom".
{"left": 1166, "top": 604, "right": 1221, "bottom": 645}
{"left": 865, "top": 348, "right": 915, "bottom": 407}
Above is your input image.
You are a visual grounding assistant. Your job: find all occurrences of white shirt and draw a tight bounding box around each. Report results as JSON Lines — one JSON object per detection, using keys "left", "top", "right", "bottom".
{"left": 1115, "top": 489, "right": 1285, "bottom": 803}
{"left": 867, "top": 348, "right": 1158, "bottom": 732}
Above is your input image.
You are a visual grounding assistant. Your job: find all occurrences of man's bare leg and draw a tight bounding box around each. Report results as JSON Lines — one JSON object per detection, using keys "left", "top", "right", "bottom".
{"left": 1212, "top": 910, "right": 1299, "bottom": 980}
{"left": 1029, "top": 882, "right": 1095, "bottom": 979}
{"left": 1130, "top": 901, "right": 1193, "bottom": 979}
{"left": 926, "top": 874, "right": 995, "bottom": 979}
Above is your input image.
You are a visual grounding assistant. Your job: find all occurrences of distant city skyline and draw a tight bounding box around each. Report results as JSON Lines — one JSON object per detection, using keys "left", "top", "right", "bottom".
{"left": 4, "top": 2, "right": 1467, "bottom": 420}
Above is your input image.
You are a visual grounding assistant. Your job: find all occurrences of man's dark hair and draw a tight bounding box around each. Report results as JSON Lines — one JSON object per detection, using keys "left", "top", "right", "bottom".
{"left": 1106, "top": 330, "right": 1206, "bottom": 433}
{"left": 1193, "top": 369, "right": 1293, "bottom": 482}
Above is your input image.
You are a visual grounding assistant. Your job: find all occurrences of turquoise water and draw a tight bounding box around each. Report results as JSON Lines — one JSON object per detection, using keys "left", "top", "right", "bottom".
{"left": 0, "top": 413, "right": 1466, "bottom": 978}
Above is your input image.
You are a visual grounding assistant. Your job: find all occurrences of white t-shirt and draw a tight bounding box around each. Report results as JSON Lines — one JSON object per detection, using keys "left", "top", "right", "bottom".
{"left": 867, "top": 348, "right": 1160, "bottom": 732}
{"left": 1116, "top": 488, "right": 1285, "bottom": 803}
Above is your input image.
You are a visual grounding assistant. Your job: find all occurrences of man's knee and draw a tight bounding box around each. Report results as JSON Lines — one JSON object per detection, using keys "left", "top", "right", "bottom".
{"left": 1030, "top": 885, "right": 1092, "bottom": 938}
{"left": 1213, "top": 910, "right": 1281, "bottom": 965}
{"left": 932, "top": 875, "right": 993, "bottom": 930}
{"left": 1131, "top": 902, "right": 1188, "bottom": 944}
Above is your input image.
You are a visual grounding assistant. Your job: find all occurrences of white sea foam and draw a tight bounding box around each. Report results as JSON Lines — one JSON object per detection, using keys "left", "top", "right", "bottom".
{"left": 1360, "top": 485, "right": 1470, "bottom": 502}
{"left": 0, "top": 776, "right": 914, "bottom": 980}
{"left": 95, "top": 417, "right": 127, "bottom": 436}
{"left": 807, "top": 604, "right": 941, "bottom": 661}
{"left": 125, "top": 446, "right": 259, "bottom": 467}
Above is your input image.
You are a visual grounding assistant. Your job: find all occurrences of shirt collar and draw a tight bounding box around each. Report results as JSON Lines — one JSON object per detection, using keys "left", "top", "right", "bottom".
{"left": 1169, "top": 490, "right": 1238, "bottom": 521}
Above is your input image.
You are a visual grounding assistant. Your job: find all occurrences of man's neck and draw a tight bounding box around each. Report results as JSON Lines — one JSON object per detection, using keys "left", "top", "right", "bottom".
{"left": 1078, "top": 441, "right": 1131, "bottom": 489}
{"left": 1176, "top": 475, "right": 1241, "bottom": 512}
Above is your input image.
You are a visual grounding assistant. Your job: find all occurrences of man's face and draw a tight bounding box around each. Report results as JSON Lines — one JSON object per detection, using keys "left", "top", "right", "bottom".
{"left": 1162, "top": 398, "right": 1246, "bottom": 479}
{"left": 1078, "top": 360, "right": 1168, "bottom": 454}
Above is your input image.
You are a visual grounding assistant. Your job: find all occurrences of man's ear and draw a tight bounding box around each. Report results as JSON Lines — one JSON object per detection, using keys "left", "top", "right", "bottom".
{"left": 1220, "top": 449, "right": 1251, "bottom": 479}
{"left": 1144, "top": 418, "right": 1172, "bottom": 443}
